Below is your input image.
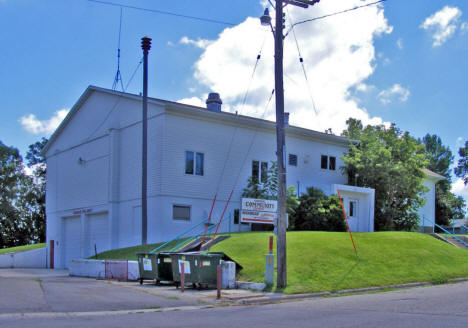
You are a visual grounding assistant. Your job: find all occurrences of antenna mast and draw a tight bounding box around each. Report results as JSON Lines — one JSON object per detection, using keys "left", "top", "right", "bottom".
{"left": 112, "top": 7, "right": 125, "bottom": 91}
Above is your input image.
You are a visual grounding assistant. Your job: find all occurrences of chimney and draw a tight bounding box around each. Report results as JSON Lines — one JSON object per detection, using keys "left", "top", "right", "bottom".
{"left": 206, "top": 93, "right": 222, "bottom": 112}
{"left": 284, "top": 112, "right": 290, "bottom": 126}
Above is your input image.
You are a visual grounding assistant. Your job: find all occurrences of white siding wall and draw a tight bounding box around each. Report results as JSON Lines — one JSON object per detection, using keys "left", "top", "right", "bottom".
{"left": 418, "top": 178, "right": 437, "bottom": 227}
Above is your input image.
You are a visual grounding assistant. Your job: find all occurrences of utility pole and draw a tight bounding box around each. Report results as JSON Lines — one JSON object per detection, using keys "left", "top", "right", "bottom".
{"left": 141, "top": 36, "right": 151, "bottom": 245}
{"left": 262, "top": 0, "right": 321, "bottom": 289}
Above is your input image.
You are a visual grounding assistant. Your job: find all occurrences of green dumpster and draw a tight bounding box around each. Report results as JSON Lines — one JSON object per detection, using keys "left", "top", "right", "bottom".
{"left": 137, "top": 252, "right": 174, "bottom": 285}
{"left": 137, "top": 253, "right": 158, "bottom": 285}
{"left": 170, "top": 252, "right": 242, "bottom": 288}
{"left": 156, "top": 252, "right": 174, "bottom": 282}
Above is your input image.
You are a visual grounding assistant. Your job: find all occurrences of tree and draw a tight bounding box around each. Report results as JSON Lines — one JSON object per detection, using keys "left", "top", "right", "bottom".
{"left": 0, "top": 139, "right": 47, "bottom": 248}
{"left": 455, "top": 140, "right": 468, "bottom": 185}
{"left": 341, "top": 119, "right": 428, "bottom": 231}
{"left": 421, "top": 134, "right": 466, "bottom": 226}
{"left": 290, "top": 187, "right": 346, "bottom": 232}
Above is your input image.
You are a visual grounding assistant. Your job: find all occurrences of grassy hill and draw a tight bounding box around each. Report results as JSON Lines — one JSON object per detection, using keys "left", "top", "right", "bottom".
{"left": 0, "top": 243, "right": 45, "bottom": 255}
{"left": 210, "top": 231, "right": 468, "bottom": 294}
{"left": 95, "top": 231, "right": 468, "bottom": 294}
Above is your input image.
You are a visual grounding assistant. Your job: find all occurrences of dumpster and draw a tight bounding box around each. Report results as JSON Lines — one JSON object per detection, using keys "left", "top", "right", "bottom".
{"left": 137, "top": 252, "right": 174, "bottom": 285}
{"left": 170, "top": 252, "right": 242, "bottom": 288}
{"left": 137, "top": 253, "right": 158, "bottom": 285}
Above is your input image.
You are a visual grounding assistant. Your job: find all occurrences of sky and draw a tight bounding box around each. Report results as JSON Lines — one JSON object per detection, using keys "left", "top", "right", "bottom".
{"left": 0, "top": 0, "right": 467, "bottom": 208}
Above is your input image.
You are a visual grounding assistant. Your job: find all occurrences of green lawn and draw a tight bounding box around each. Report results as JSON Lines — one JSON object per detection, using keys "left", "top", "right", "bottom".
{"left": 95, "top": 231, "right": 468, "bottom": 294}
{"left": 0, "top": 243, "right": 45, "bottom": 255}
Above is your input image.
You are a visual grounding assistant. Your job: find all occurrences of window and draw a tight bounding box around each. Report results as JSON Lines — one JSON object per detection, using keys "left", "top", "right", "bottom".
{"left": 321, "top": 155, "right": 336, "bottom": 171}
{"left": 329, "top": 156, "right": 336, "bottom": 171}
{"left": 173, "top": 205, "right": 191, "bottom": 221}
{"left": 185, "top": 151, "right": 204, "bottom": 176}
{"left": 321, "top": 155, "right": 328, "bottom": 169}
{"left": 252, "top": 160, "right": 268, "bottom": 184}
{"left": 349, "top": 201, "right": 357, "bottom": 218}
{"left": 289, "top": 154, "right": 298, "bottom": 166}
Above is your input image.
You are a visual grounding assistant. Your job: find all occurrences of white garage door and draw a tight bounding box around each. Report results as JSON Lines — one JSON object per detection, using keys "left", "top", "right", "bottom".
{"left": 63, "top": 216, "right": 81, "bottom": 269}
{"left": 88, "top": 212, "right": 109, "bottom": 257}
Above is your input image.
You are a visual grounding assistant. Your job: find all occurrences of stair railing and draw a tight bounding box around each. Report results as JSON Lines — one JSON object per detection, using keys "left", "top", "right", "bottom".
{"left": 422, "top": 216, "right": 468, "bottom": 248}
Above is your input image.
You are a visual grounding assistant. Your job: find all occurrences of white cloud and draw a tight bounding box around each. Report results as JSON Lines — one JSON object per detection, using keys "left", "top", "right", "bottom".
{"left": 177, "top": 96, "right": 207, "bottom": 108}
{"left": 19, "top": 109, "right": 69, "bottom": 135}
{"left": 167, "top": 41, "right": 174, "bottom": 46}
{"left": 377, "top": 84, "right": 410, "bottom": 105}
{"left": 397, "top": 38, "right": 403, "bottom": 49}
{"left": 182, "top": 0, "right": 393, "bottom": 134}
{"left": 452, "top": 178, "right": 468, "bottom": 211}
{"left": 180, "top": 36, "right": 214, "bottom": 49}
{"left": 420, "top": 6, "right": 462, "bottom": 47}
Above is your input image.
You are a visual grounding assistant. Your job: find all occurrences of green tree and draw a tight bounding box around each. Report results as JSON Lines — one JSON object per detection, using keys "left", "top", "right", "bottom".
{"left": 290, "top": 187, "right": 346, "bottom": 231}
{"left": 455, "top": 140, "right": 468, "bottom": 185}
{"left": 341, "top": 119, "right": 428, "bottom": 231}
{"left": 421, "top": 134, "right": 466, "bottom": 226}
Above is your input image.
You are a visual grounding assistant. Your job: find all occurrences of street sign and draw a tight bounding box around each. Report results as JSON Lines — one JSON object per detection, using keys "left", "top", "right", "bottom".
{"left": 240, "top": 198, "right": 277, "bottom": 225}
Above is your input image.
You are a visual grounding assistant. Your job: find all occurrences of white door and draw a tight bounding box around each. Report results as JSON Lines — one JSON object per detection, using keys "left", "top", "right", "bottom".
{"left": 88, "top": 212, "right": 109, "bottom": 258}
{"left": 63, "top": 216, "right": 81, "bottom": 268}
{"left": 347, "top": 199, "right": 359, "bottom": 232}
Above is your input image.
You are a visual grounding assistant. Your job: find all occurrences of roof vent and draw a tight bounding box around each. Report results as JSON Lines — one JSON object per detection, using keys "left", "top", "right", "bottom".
{"left": 206, "top": 93, "right": 222, "bottom": 112}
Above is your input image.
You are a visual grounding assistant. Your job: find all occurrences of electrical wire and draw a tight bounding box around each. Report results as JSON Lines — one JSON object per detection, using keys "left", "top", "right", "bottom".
{"left": 285, "top": 0, "right": 387, "bottom": 36}
{"left": 87, "top": 0, "right": 236, "bottom": 26}
{"left": 286, "top": 7, "right": 319, "bottom": 115}
{"left": 112, "top": 7, "right": 125, "bottom": 91}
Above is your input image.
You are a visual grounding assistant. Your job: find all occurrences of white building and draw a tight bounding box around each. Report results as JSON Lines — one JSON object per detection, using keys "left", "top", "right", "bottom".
{"left": 418, "top": 168, "right": 445, "bottom": 231}
{"left": 44, "top": 85, "right": 379, "bottom": 268}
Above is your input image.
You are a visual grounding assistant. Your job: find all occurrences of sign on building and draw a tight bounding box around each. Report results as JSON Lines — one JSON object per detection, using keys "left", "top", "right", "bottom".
{"left": 240, "top": 198, "right": 277, "bottom": 225}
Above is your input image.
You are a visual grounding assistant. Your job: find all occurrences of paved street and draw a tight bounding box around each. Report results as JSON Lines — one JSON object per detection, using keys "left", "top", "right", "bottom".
{"left": 1, "top": 269, "right": 468, "bottom": 327}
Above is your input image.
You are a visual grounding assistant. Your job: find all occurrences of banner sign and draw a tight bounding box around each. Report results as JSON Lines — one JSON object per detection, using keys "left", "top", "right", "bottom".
{"left": 240, "top": 198, "right": 277, "bottom": 225}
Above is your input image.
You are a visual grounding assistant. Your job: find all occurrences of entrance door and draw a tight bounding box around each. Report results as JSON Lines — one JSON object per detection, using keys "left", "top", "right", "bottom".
{"left": 347, "top": 199, "right": 359, "bottom": 232}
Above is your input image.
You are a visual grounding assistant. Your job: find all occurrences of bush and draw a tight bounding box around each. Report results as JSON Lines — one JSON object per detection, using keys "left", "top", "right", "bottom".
{"left": 290, "top": 187, "right": 346, "bottom": 232}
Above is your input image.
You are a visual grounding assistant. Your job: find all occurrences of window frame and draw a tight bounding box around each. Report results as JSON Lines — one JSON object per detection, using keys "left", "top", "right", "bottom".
{"left": 172, "top": 204, "right": 191, "bottom": 221}
{"left": 320, "top": 155, "right": 337, "bottom": 171}
{"left": 288, "top": 153, "right": 298, "bottom": 167}
{"left": 252, "top": 160, "right": 268, "bottom": 184}
{"left": 185, "top": 150, "right": 205, "bottom": 176}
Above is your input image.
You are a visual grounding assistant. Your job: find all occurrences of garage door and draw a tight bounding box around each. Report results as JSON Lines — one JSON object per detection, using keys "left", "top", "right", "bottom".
{"left": 88, "top": 212, "right": 109, "bottom": 257}
{"left": 63, "top": 216, "right": 81, "bottom": 269}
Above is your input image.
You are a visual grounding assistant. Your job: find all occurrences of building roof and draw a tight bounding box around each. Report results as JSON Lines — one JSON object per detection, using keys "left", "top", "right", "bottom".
{"left": 42, "top": 85, "right": 355, "bottom": 156}
{"left": 421, "top": 168, "right": 446, "bottom": 181}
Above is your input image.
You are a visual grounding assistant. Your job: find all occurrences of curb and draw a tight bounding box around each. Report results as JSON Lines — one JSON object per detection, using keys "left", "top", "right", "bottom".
{"left": 234, "top": 278, "right": 468, "bottom": 305}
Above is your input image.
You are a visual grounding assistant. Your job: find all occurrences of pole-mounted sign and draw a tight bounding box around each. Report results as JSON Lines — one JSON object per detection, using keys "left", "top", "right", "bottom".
{"left": 240, "top": 198, "right": 277, "bottom": 225}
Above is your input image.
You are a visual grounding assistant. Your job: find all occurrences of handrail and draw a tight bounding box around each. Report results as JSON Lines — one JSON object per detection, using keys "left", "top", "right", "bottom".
{"left": 423, "top": 216, "right": 468, "bottom": 248}
{"left": 149, "top": 213, "right": 231, "bottom": 254}
{"left": 150, "top": 218, "right": 210, "bottom": 254}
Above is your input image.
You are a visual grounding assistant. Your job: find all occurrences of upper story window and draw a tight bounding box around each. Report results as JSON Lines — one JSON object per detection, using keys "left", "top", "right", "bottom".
{"left": 289, "top": 154, "right": 298, "bottom": 167}
{"left": 321, "top": 155, "right": 336, "bottom": 171}
{"left": 185, "top": 151, "right": 204, "bottom": 176}
{"left": 252, "top": 160, "right": 268, "bottom": 184}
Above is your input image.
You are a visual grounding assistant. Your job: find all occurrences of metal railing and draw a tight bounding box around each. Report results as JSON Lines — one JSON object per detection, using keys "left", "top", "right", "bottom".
{"left": 421, "top": 216, "right": 468, "bottom": 248}
{"left": 149, "top": 213, "right": 232, "bottom": 254}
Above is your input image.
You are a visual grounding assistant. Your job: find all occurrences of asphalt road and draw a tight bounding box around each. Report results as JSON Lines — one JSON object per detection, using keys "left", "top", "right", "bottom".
{"left": 1, "top": 269, "right": 468, "bottom": 327}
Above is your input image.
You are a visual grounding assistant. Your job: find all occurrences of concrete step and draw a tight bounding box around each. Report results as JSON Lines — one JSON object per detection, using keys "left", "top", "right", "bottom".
{"left": 431, "top": 233, "right": 468, "bottom": 250}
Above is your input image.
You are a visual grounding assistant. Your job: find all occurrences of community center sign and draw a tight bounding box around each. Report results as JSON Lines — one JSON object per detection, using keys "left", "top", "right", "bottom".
{"left": 240, "top": 198, "right": 277, "bottom": 225}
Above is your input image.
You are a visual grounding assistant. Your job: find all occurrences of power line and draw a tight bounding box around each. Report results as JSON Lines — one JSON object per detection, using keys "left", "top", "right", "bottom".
{"left": 285, "top": 0, "right": 387, "bottom": 36}
{"left": 286, "top": 7, "right": 319, "bottom": 116}
{"left": 87, "top": 0, "right": 236, "bottom": 26}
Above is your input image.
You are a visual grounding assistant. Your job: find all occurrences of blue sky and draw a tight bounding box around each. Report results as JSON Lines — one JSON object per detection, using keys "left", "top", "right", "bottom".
{"left": 0, "top": 0, "right": 467, "bottom": 204}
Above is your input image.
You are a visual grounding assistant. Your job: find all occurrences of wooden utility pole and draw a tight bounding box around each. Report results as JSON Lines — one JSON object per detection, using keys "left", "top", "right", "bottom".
{"left": 274, "top": 0, "right": 287, "bottom": 289}
{"left": 141, "top": 36, "right": 151, "bottom": 245}
{"left": 265, "top": 0, "right": 321, "bottom": 288}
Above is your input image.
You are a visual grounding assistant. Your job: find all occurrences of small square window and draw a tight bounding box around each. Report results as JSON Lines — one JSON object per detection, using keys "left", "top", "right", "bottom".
{"left": 321, "top": 155, "right": 328, "bottom": 169}
{"left": 329, "top": 156, "right": 336, "bottom": 171}
{"left": 173, "top": 205, "right": 190, "bottom": 221}
{"left": 289, "top": 154, "right": 298, "bottom": 166}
